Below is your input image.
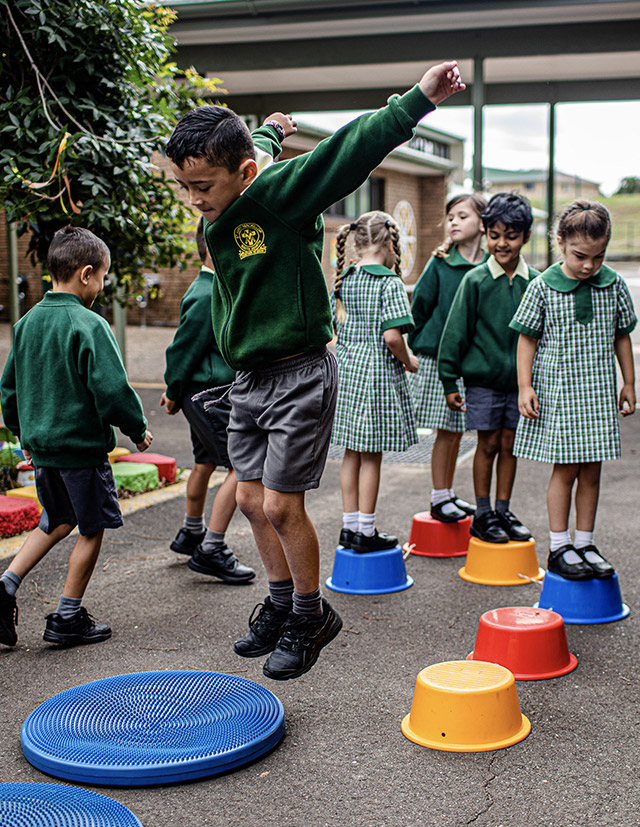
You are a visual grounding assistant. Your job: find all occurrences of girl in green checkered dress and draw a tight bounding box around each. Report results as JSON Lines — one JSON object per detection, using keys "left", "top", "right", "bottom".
{"left": 331, "top": 211, "right": 418, "bottom": 553}
{"left": 511, "top": 201, "right": 636, "bottom": 581}
{"left": 408, "top": 194, "right": 487, "bottom": 523}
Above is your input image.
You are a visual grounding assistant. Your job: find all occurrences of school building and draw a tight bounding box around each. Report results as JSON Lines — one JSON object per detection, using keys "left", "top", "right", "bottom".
{"left": 483, "top": 167, "right": 602, "bottom": 203}
{"left": 0, "top": 120, "right": 464, "bottom": 326}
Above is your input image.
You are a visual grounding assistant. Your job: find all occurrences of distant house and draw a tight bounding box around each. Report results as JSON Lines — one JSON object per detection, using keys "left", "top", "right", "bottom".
{"left": 483, "top": 167, "right": 602, "bottom": 202}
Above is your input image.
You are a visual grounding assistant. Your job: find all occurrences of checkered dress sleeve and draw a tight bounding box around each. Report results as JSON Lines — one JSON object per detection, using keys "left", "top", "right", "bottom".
{"left": 381, "top": 277, "right": 414, "bottom": 333}
{"left": 615, "top": 275, "right": 637, "bottom": 335}
{"left": 509, "top": 277, "right": 545, "bottom": 339}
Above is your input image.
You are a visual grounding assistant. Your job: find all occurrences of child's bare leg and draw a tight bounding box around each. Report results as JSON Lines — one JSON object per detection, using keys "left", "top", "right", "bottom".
{"left": 546, "top": 462, "right": 596, "bottom": 578}
{"left": 8, "top": 524, "right": 74, "bottom": 580}
{"left": 208, "top": 469, "right": 237, "bottom": 533}
{"left": 339, "top": 449, "right": 361, "bottom": 513}
{"left": 186, "top": 461, "right": 215, "bottom": 517}
{"left": 547, "top": 463, "right": 579, "bottom": 531}
{"left": 574, "top": 461, "right": 601, "bottom": 532}
{"left": 472, "top": 429, "right": 500, "bottom": 498}
{"left": 63, "top": 530, "right": 104, "bottom": 598}
{"left": 236, "top": 480, "right": 291, "bottom": 582}
{"left": 262, "top": 489, "right": 318, "bottom": 595}
{"left": 358, "top": 451, "right": 383, "bottom": 515}
{"left": 495, "top": 427, "right": 517, "bottom": 501}
{"left": 431, "top": 429, "right": 462, "bottom": 490}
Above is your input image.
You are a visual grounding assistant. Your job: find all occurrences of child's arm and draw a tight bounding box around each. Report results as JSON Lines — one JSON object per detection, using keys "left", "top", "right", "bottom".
{"left": 614, "top": 333, "right": 636, "bottom": 416}
{"left": 407, "top": 258, "right": 439, "bottom": 351}
{"left": 0, "top": 349, "right": 20, "bottom": 441}
{"left": 437, "top": 275, "right": 477, "bottom": 410}
{"left": 384, "top": 328, "right": 419, "bottom": 373}
{"left": 516, "top": 334, "right": 540, "bottom": 419}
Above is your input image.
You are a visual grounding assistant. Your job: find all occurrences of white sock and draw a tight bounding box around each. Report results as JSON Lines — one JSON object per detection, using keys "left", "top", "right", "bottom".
{"left": 574, "top": 530, "right": 594, "bottom": 549}
{"left": 447, "top": 488, "right": 456, "bottom": 499}
{"left": 342, "top": 511, "right": 359, "bottom": 532}
{"left": 549, "top": 530, "right": 571, "bottom": 553}
{"left": 431, "top": 488, "right": 450, "bottom": 506}
{"left": 359, "top": 512, "right": 376, "bottom": 537}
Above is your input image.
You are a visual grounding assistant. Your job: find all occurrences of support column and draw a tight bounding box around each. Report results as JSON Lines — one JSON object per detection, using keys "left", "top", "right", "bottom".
{"left": 6, "top": 221, "right": 20, "bottom": 326}
{"left": 546, "top": 102, "right": 556, "bottom": 269}
{"left": 472, "top": 57, "right": 484, "bottom": 193}
{"left": 113, "top": 283, "right": 127, "bottom": 369}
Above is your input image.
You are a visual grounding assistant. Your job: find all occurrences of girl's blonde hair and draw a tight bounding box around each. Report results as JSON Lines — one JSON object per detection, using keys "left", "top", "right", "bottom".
{"left": 333, "top": 211, "right": 401, "bottom": 322}
{"left": 556, "top": 200, "right": 611, "bottom": 244}
{"left": 433, "top": 193, "right": 487, "bottom": 258}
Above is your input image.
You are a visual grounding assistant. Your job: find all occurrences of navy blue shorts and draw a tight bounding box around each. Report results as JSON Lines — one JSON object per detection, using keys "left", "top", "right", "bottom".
{"left": 181, "top": 386, "right": 232, "bottom": 469}
{"left": 465, "top": 386, "right": 520, "bottom": 431}
{"left": 36, "top": 462, "right": 123, "bottom": 536}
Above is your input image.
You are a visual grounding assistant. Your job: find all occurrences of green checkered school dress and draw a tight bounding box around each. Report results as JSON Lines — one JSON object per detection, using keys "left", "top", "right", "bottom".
{"left": 410, "top": 354, "right": 466, "bottom": 432}
{"left": 511, "top": 265, "right": 637, "bottom": 464}
{"left": 331, "top": 264, "right": 418, "bottom": 452}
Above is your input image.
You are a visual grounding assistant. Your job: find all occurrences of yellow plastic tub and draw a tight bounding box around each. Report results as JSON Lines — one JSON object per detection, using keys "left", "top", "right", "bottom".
{"left": 459, "top": 537, "right": 544, "bottom": 585}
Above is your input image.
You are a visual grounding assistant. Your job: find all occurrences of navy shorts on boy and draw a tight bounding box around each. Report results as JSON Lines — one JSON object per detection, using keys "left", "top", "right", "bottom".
{"left": 228, "top": 348, "right": 338, "bottom": 492}
{"left": 181, "top": 387, "right": 232, "bottom": 469}
{"left": 465, "top": 386, "right": 520, "bottom": 431}
{"left": 36, "top": 462, "right": 123, "bottom": 536}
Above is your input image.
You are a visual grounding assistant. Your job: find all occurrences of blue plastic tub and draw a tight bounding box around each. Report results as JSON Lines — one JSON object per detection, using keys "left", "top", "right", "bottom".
{"left": 535, "top": 570, "right": 629, "bottom": 624}
{"left": 326, "top": 545, "right": 413, "bottom": 594}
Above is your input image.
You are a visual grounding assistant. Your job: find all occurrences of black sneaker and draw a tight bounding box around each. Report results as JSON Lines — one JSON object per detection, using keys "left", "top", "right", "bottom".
{"left": 233, "top": 597, "right": 291, "bottom": 658}
{"left": 43, "top": 607, "right": 111, "bottom": 646}
{"left": 495, "top": 509, "right": 532, "bottom": 541}
{"left": 262, "top": 599, "right": 343, "bottom": 681}
{"left": 0, "top": 581, "right": 18, "bottom": 647}
{"left": 350, "top": 529, "right": 398, "bottom": 553}
{"left": 338, "top": 528, "right": 355, "bottom": 549}
{"left": 188, "top": 544, "right": 255, "bottom": 584}
{"left": 170, "top": 528, "right": 206, "bottom": 555}
{"left": 470, "top": 510, "right": 509, "bottom": 544}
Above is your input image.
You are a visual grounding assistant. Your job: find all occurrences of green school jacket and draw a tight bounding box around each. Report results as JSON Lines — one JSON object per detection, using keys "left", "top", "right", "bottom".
{"left": 0, "top": 292, "right": 147, "bottom": 467}
{"left": 437, "top": 259, "right": 540, "bottom": 394}
{"left": 204, "top": 85, "right": 436, "bottom": 370}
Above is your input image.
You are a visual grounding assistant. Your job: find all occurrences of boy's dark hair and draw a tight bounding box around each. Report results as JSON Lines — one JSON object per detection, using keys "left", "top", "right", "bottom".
{"left": 47, "top": 226, "right": 109, "bottom": 283}
{"left": 195, "top": 218, "right": 207, "bottom": 263}
{"left": 482, "top": 192, "right": 533, "bottom": 236}
{"left": 166, "top": 105, "right": 255, "bottom": 172}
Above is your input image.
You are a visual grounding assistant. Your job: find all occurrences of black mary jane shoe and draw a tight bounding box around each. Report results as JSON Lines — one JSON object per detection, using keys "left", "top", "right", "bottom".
{"left": 547, "top": 545, "right": 595, "bottom": 581}
{"left": 495, "top": 509, "right": 532, "bottom": 542}
{"left": 338, "top": 528, "right": 355, "bottom": 549}
{"left": 350, "top": 529, "right": 399, "bottom": 553}
{"left": 430, "top": 499, "right": 467, "bottom": 523}
{"left": 576, "top": 544, "right": 615, "bottom": 579}
{"left": 469, "top": 510, "right": 509, "bottom": 544}
{"left": 452, "top": 496, "right": 476, "bottom": 516}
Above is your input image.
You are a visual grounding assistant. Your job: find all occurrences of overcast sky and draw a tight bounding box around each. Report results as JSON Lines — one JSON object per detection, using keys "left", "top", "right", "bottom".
{"left": 296, "top": 101, "right": 640, "bottom": 196}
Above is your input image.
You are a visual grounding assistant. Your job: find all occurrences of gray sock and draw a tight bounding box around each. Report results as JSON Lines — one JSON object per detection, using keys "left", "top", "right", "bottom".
{"left": 184, "top": 514, "right": 205, "bottom": 534}
{"left": 268, "top": 579, "right": 294, "bottom": 612}
{"left": 1, "top": 571, "right": 21, "bottom": 597}
{"left": 202, "top": 529, "right": 226, "bottom": 552}
{"left": 495, "top": 499, "right": 510, "bottom": 514}
{"left": 475, "top": 496, "right": 492, "bottom": 517}
{"left": 292, "top": 587, "right": 322, "bottom": 619}
{"left": 56, "top": 595, "right": 82, "bottom": 620}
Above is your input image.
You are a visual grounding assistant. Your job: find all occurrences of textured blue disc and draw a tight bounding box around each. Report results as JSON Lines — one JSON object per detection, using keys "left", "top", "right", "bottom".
{"left": 0, "top": 782, "right": 143, "bottom": 826}
{"left": 21, "top": 671, "right": 285, "bottom": 786}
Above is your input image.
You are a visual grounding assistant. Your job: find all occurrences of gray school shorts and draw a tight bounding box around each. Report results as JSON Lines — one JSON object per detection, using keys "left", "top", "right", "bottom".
{"left": 182, "top": 386, "right": 232, "bottom": 469}
{"left": 228, "top": 347, "right": 338, "bottom": 493}
{"left": 465, "top": 386, "right": 520, "bottom": 431}
{"left": 36, "top": 462, "right": 123, "bottom": 536}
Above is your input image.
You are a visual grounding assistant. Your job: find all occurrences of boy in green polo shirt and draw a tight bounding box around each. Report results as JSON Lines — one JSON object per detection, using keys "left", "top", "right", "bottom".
{"left": 0, "top": 226, "right": 152, "bottom": 648}
{"left": 438, "top": 193, "right": 538, "bottom": 545}
{"left": 166, "top": 61, "right": 465, "bottom": 681}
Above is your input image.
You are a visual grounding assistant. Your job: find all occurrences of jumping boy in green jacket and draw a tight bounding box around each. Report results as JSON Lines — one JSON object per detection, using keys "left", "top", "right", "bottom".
{"left": 438, "top": 193, "right": 538, "bottom": 545}
{"left": 0, "top": 226, "right": 152, "bottom": 648}
{"left": 166, "top": 61, "right": 465, "bottom": 681}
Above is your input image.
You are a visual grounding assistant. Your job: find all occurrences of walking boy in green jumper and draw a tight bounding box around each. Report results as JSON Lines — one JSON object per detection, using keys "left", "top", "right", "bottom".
{"left": 0, "top": 226, "right": 152, "bottom": 648}
{"left": 438, "top": 193, "right": 538, "bottom": 545}
{"left": 166, "top": 61, "right": 465, "bottom": 681}
{"left": 161, "top": 115, "right": 296, "bottom": 582}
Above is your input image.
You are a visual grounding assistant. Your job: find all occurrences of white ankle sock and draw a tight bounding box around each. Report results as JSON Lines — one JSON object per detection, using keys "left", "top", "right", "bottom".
{"left": 359, "top": 512, "right": 375, "bottom": 537}
{"left": 574, "top": 530, "right": 594, "bottom": 549}
{"left": 342, "top": 511, "right": 359, "bottom": 532}
{"left": 431, "top": 488, "right": 450, "bottom": 506}
{"left": 549, "top": 530, "right": 571, "bottom": 552}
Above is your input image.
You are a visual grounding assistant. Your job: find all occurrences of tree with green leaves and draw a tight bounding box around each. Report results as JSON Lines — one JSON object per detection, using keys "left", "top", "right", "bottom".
{"left": 615, "top": 176, "right": 640, "bottom": 195}
{"left": 0, "top": 0, "right": 221, "bottom": 297}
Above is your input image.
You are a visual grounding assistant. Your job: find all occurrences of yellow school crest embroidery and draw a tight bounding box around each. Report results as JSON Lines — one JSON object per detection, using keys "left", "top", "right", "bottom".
{"left": 234, "top": 223, "right": 267, "bottom": 259}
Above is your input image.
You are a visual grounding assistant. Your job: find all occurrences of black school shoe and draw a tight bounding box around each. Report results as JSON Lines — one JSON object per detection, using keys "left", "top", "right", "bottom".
{"left": 430, "top": 500, "right": 467, "bottom": 523}
{"left": 43, "top": 607, "right": 111, "bottom": 646}
{"left": 233, "top": 597, "right": 290, "bottom": 658}
{"left": 170, "top": 528, "right": 206, "bottom": 555}
{"left": 576, "top": 544, "right": 615, "bottom": 579}
{"left": 188, "top": 544, "right": 255, "bottom": 584}
{"left": 0, "top": 582, "right": 18, "bottom": 647}
{"left": 547, "top": 545, "right": 595, "bottom": 581}
{"left": 350, "top": 529, "right": 398, "bottom": 553}
{"left": 495, "top": 509, "right": 532, "bottom": 542}
{"left": 470, "top": 510, "right": 509, "bottom": 544}
{"left": 338, "top": 528, "right": 355, "bottom": 549}
{"left": 262, "top": 599, "right": 343, "bottom": 681}
{"left": 452, "top": 496, "right": 476, "bottom": 516}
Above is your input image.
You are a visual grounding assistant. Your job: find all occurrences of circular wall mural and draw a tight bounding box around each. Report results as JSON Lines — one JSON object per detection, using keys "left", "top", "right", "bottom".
{"left": 392, "top": 199, "right": 417, "bottom": 278}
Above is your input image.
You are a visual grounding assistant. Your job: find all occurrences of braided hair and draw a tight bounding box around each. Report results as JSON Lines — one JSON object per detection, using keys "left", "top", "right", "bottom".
{"left": 333, "top": 211, "right": 402, "bottom": 323}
